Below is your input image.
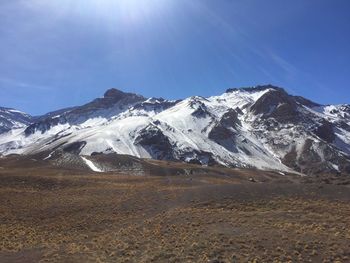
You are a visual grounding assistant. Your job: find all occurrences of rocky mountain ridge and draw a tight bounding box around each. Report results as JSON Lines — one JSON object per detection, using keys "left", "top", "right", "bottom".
{"left": 0, "top": 85, "right": 349, "bottom": 175}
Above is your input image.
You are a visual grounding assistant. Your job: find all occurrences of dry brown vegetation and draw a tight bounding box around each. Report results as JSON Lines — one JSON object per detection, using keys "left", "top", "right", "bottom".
{"left": 1, "top": 159, "right": 350, "bottom": 262}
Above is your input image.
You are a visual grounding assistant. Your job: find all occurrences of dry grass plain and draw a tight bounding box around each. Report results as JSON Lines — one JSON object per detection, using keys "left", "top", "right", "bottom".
{"left": 1, "top": 158, "right": 350, "bottom": 262}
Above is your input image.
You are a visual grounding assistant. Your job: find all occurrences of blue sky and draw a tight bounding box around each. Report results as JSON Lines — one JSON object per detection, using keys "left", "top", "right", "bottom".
{"left": 0, "top": 0, "right": 349, "bottom": 115}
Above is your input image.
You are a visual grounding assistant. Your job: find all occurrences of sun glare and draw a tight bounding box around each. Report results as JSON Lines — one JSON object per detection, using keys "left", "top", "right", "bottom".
{"left": 29, "top": 0, "right": 170, "bottom": 26}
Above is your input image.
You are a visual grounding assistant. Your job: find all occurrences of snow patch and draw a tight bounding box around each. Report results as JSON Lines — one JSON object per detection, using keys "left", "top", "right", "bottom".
{"left": 43, "top": 151, "right": 54, "bottom": 160}
{"left": 81, "top": 156, "right": 103, "bottom": 172}
{"left": 331, "top": 163, "right": 340, "bottom": 172}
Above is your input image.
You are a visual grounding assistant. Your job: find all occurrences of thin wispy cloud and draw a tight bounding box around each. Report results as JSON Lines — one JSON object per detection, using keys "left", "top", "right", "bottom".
{"left": 0, "top": 77, "right": 52, "bottom": 92}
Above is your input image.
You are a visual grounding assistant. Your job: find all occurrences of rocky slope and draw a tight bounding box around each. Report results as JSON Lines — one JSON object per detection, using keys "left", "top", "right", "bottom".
{"left": 0, "top": 107, "right": 32, "bottom": 134}
{"left": 0, "top": 85, "right": 349, "bottom": 175}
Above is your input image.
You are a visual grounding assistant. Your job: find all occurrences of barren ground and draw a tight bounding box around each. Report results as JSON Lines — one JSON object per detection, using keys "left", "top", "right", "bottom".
{"left": 1, "top": 158, "right": 350, "bottom": 262}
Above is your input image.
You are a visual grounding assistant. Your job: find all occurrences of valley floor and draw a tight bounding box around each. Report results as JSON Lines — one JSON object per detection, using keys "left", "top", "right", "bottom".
{"left": 1, "top": 165, "right": 350, "bottom": 262}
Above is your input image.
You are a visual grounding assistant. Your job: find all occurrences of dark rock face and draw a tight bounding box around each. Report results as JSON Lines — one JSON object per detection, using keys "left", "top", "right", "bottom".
{"left": 220, "top": 109, "right": 241, "bottom": 127}
{"left": 282, "top": 140, "right": 320, "bottom": 174}
{"left": 32, "top": 107, "right": 77, "bottom": 123}
{"left": 0, "top": 118, "right": 17, "bottom": 134}
{"left": 209, "top": 125, "right": 234, "bottom": 141}
{"left": 226, "top": 84, "right": 284, "bottom": 94}
{"left": 339, "top": 121, "right": 350, "bottom": 132}
{"left": 209, "top": 109, "right": 241, "bottom": 152}
{"left": 74, "top": 88, "right": 145, "bottom": 114}
{"left": 192, "top": 105, "right": 210, "bottom": 118}
{"left": 282, "top": 138, "right": 350, "bottom": 175}
{"left": 104, "top": 88, "right": 127, "bottom": 98}
{"left": 179, "top": 150, "right": 218, "bottom": 166}
{"left": 313, "top": 120, "right": 336, "bottom": 143}
{"left": 299, "top": 139, "right": 322, "bottom": 165}
{"left": 250, "top": 89, "right": 299, "bottom": 123}
{"left": 329, "top": 105, "right": 350, "bottom": 118}
{"left": 293, "top": 96, "right": 321, "bottom": 108}
{"left": 134, "top": 124, "right": 219, "bottom": 166}
{"left": 0, "top": 124, "right": 11, "bottom": 134}
{"left": 189, "top": 98, "right": 211, "bottom": 119}
{"left": 63, "top": 141, "right": 87, "bottom": 155}
{"left": 134, "top": 125, "right": 175, "bottom": 160}
{"left": 25, "top": 117, "right": 66, "bottom": 136}
{"left": 282, "top": 147, "right": 300, "bottom": 172}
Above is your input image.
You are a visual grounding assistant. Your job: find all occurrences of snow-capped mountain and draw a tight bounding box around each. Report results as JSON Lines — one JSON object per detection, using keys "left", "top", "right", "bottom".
{"left": 0, "top": 85, "right": 349, "bottom": 175}
{"left": 0, "top": 107, "right": 32, "bottom": 134}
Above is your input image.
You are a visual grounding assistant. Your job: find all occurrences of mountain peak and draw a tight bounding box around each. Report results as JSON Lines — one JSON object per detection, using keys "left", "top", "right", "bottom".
{"left": 226, "top": 84, "right": 284, "bottom": 94}
{"left": 103, "top": 88, "right": 145, "bottom": 101}
{"left": 104, "top": 88, "right": 127, "bottom": 98}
